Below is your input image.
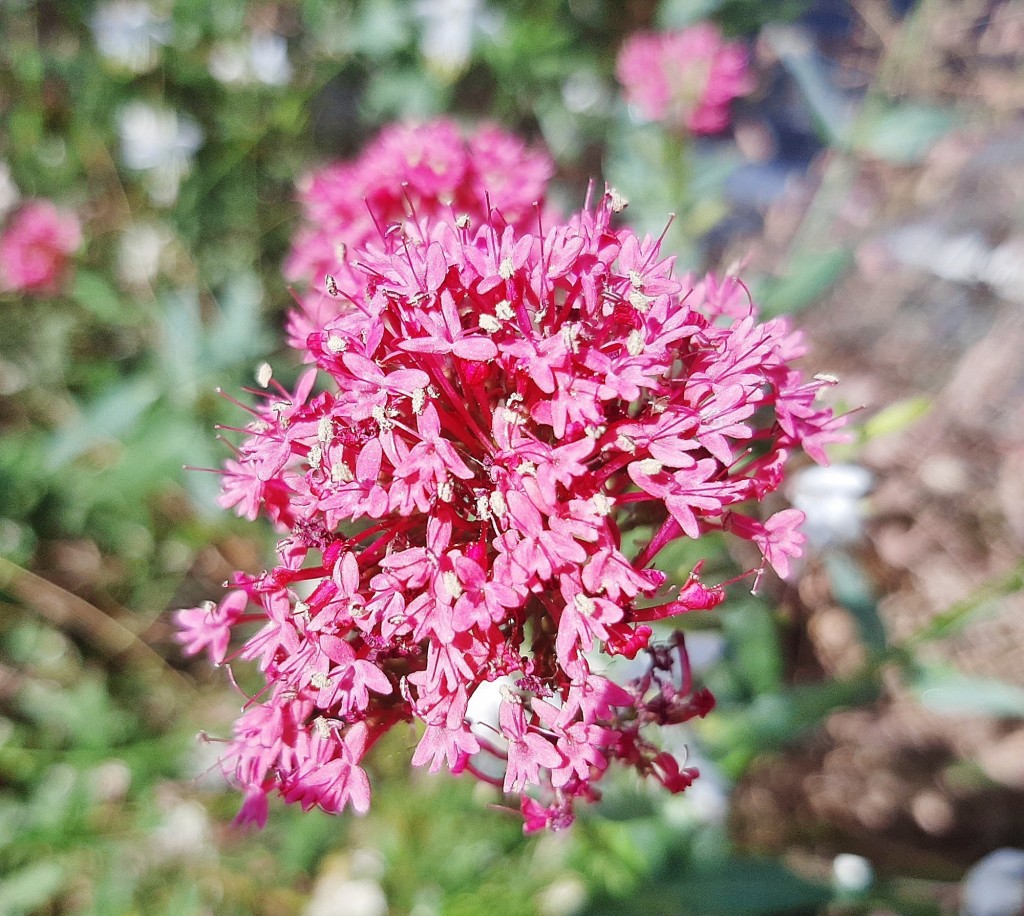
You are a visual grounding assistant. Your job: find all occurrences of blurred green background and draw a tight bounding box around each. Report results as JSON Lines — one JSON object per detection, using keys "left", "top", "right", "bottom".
{"left": 2, "top": 0, "right": 1024, "bottom": 913}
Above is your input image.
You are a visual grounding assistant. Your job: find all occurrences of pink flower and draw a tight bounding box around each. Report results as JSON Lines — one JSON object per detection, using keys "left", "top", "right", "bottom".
{"left": 0, "top": 200, "right": 82, "bottom": 295}
{"left": 283, "top": 119, "right": 555, "bottom": 349}
{"left": 617, "top": 23, "right": 751, "bottom": 135}
{"left": 178, "top": 182, "right": 844, "bottom": 830}
{"left": 173, "top": 590, "right": 248, "bottom": 664}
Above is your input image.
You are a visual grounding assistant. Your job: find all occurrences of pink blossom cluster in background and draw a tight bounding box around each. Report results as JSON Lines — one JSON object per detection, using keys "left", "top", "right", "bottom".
{"left": 284, "top": 119, "right": 554, "bottom": 350}
{"left": 0, "top": 200, "right": 82, "bottom": 295}
{"left": 177, "top": 128, "right": 845, "bottom": 829}
{"left": 616, "top": 23, "right": 751, "bottom": 135}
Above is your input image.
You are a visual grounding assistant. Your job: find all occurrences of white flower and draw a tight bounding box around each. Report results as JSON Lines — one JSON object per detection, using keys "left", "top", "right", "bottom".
{"left": 209, "top": 32, "right": 292, "bottom": 87}
{"left": 414, "top": 0, "right": 495, "bottom": 78}
{"left": 91, "top": 1, "right": 170, "bottom": 74}
{"left": 832, "top": 853, "right": 873, "bottom": 893}
{"left": 0, "top": 161, "right": 20, "bottom": 219}
{"left": 117, "top": 102, "right": 203, "bottom": 206}
{"left": 117, "top": 222, "right": 170, "bottom": 286}
{"left": 789, "top": 463, "right": 872, "bottom": 549}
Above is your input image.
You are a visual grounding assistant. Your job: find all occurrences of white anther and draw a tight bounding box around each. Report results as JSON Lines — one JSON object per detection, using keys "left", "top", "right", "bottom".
{"left": 256, "top": 362, "right": 273, "bottom": 387}
{"left": 585, "top": 424, "right": 607, "bottom": 439}
{"left": 607, "top": 188, "right": 628, "bottom": 212}
{"left": 616, "top": 434, "right": 636, "bottom": 453}
{"left": 574, "top": 593, "right": 596, "bottom": 616}
{"left": 561, "top": 323, "right": 580, "bottom": 353}
{"left": 314, "top": 716, "right": 331, "bottom": 739}
{"left": 294, "top": 600, "right": 310, "bottom": 619}
{"left": 310, "top": 671, "right": 330, "bottom": 689}
{"left": 626, "top": 329, "right": 645, "bottom": 356}
{"left": 325, "top": 274, "right": 340, "bottom": 297}
{"left": 479, "top": 314, "right": 501, "bottom": 334}
{"left": 814, "top": 372, "right": 839, "bottom": 385}
{"left": 638, "top": 458, "right": 663, "bottom": 475}
{"left": 371, "top": 404, "right": 392, "bottom": 430}
{"left": 317, "top": 415, "right": 334, "bottom": 443}
{"left": 438, "top": 479, "right": 454, "bottom": 503}
{"left": 498, "top": 257, "right": 515, "bottom": 280}
{"left": 489, "top": 490, "right": 507, "bottom": 518}
{"left": 325, "top": 333, "right": 347, "bottom": 353}
{"left": 516, "top": 460, "right": 537, "bottom": 477}
{"left": 590, "top": 493, "right": 616, "bottom": 516}
{"left": 411, "top": 387, "right": 427, "bottom": 415}
{"left": 456, "top": 214, "right": 471, "bottom": 230}
{"left": 628, "top": 270, "right": 644, "bottom": 289}
{"left": 495, "top": 299, "right": 515, "bottom": 321}
{"left": 332, "top": 460, "right": 354, "bottom": 483}
{"left": 628, "top": 289, "right": 652, "bottom": 313}
{"left": 442, "top": 570, "right": 463, "bottom": 601}
{"left": 307, "top": 444, "right": 323, "bottom": 470}
{"left": 476, "top": 494, "right": 491, "bottom": 519}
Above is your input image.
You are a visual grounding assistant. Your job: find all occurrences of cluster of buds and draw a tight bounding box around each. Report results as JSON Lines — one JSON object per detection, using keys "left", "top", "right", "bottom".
{"left": 177, "top": 120, "right": 843, "bottom": 832}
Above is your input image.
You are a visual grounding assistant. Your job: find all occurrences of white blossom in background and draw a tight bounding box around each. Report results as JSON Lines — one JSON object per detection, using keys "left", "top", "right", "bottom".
{"left": 0, "top": 161, "right": 20, "bottom": 219}
{"left": 117, "top": 102, "right": 203, "bottom": 207}
{"left": 117, "top": 222, "right": 170, "bottom": 287}
{"left": 414, "top": 0, "right": 498, "bottom": 78}
{"left": 209, "top": 32, "right": 292, "bottom": 87}
{"left": 90, "top": 1, "right": 170, "bottom": 74}
{"left": 790, "top": 463, "right": 872, "bottom": 550}
{"left": 832, "top": 853, "right": 874, "bottom": 893}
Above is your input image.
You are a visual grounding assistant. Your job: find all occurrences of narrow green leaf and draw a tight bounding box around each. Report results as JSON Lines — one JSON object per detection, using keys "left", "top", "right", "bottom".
{"left": 760, "top": 247, "right": 852, "bottom": 316}
{"left": 912, "top": 665, "right": 1024, "bottom": 718}
{"left": 826, "top": 552, "right": 887, "bottom": 654}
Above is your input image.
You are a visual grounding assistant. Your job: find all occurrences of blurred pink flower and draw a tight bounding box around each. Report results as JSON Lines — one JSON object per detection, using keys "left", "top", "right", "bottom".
{"left": 616, "top": 23, "right": 751, "bottom": 135}
{"left": 283, "top": 119, "right": 555, "bottom": 349}
{"left": 0, "top": 200, "right": 82, "bottom": 295}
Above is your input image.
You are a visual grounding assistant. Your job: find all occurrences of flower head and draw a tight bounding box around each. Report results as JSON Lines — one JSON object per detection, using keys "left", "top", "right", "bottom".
{"left": 0, "top": 200, "right": 82, "bottom": 295}
{"left": 181, "top": 184, "right": 844, "bottom": 830}
{"left": 617, "top": 23, "right": 751, "bottom": 135}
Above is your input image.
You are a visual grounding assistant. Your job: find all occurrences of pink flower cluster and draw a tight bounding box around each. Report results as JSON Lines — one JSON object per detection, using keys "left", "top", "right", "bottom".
{"left": 0, "top": 200, "right": 81, "bottom": 295}
{"left": 177, "top": 157, "right": 844, "bottom": 830}
{"left": 284, "top": 119, "right": 554, "bottom": 350}
{"left": 616, "top": 23, "right": 751, "bottom": 135}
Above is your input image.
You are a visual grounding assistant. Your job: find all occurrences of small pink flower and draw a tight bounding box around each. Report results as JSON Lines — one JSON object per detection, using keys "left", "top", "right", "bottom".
{"left": 0, "top": 200, "right": 82, "bottom": 295}
{"left": 617, "top": 23, "right": 751, "bottom": 135}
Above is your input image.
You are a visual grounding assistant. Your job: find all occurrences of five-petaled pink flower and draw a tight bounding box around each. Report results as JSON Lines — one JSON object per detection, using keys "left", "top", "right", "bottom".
{"left": 0, "top": 200, "right": 82, "bottom": 295}
{"left": 617, "top": 23, "right": 752, "bottom": 135}
{"left": 177, "top": 131, "right": 844, "bottom": 831}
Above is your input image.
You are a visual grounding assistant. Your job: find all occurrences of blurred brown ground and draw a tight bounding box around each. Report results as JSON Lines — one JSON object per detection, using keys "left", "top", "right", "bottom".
{"left": 727, "top": 0, "right": 1024, "bottom": 885}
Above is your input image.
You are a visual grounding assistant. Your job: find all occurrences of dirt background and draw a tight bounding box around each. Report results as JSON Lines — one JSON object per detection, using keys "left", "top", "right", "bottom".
{"left": 724, "top": 0, "right": 1024, "bottom": 898}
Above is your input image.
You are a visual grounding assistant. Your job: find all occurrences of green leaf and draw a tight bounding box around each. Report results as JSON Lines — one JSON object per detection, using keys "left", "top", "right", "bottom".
{"left": 911, "top": 665, "right": 1024, "bottom": 718}
{"left": 723, "top": 600, "right": 784, "bottom": 695}
{"left": 861, "top": 396, "right": 931, "bottom": 441}
{"left": 205, "top": 272, "right": 270, "bottom": 370}
{"left": 72, "top": 270, "right": 131, "bottom": 325}
{"left": 0, "top": 861, "right": 66, "bottom": 916}
{"left": 825, "top": 552, "right": 887, "bottom": 655}
{"left": 47, "top": 376, "right": 162, "bottom": 470}
{"left": 854, "top": 102, "right": 957, "bottom": 165}
{"left": 760, "top": 247, "right": 852, "bottom": 316}
{"left": 157, "top": 290, "right": 203, "bottom": 399}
